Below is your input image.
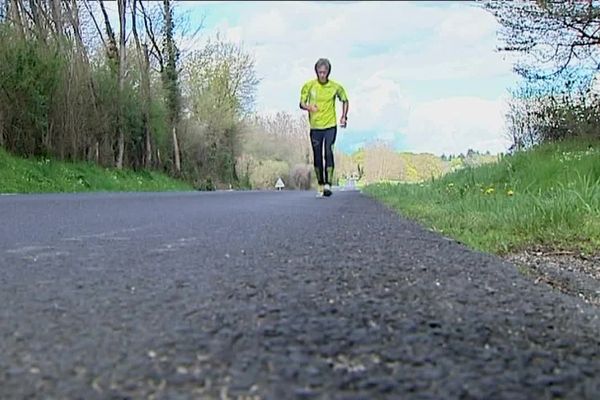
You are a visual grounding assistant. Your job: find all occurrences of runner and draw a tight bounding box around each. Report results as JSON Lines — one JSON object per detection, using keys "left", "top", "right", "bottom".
{"left": 299, "top": 58, "right": 349, "bottom": 197}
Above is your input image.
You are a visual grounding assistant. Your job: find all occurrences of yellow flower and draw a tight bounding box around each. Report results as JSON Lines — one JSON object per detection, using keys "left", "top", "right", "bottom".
{"left": 507, "top": 190, "right": 514, "bottom": 196}
{"left": 485, "top": 187, "right": 495, "bottom": 195}
{"left": 448, "top": 183, "right": 455, "bottom": 187}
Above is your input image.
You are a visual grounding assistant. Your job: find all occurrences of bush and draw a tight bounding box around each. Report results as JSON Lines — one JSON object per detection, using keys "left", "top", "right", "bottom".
{"left": 0, "top": 27, "right": 63, "bottom": 156}
{"left": 289, "top": 164, "right": 312, "bottom": 190}
{"left": 250, "top": 160, "right": 289, "bottom": 189}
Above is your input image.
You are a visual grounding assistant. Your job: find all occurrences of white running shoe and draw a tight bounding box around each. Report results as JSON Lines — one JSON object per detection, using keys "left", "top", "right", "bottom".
{"left": 316, "top": 184, "right": 324, "bottom": 198}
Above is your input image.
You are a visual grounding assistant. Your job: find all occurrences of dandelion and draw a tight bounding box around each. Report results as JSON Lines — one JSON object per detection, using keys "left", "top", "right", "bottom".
{"left": 485, "top": 187, "right": 495, "bottom": 195}
{"left": 448, "top": 183, "right": 455, "bottom": 188}
{"left": 507, "top": 189, "right": 514, "bottom": 196}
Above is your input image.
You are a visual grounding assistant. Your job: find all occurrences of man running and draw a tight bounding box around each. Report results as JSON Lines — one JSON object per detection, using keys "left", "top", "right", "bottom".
{"left": 299, "top": 58, "right": 349, "bottom": 197}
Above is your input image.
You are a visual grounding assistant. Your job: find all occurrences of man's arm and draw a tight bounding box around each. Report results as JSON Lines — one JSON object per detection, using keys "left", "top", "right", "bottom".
{"left": 300, "top": 102, "right": 318, "bottom": 112}
{"left": 299, "top": 82, "right": 318, "bottom": 113}
{"left": 340, "top": 101, "right": 349, "bottom": 127}
{"left": 337, "top": 84, "right": 349, "bottom": 127}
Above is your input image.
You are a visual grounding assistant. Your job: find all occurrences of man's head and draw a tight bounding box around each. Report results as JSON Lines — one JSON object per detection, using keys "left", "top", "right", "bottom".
{"left": 314, "top": 58, "right": 331, "bottom": 83}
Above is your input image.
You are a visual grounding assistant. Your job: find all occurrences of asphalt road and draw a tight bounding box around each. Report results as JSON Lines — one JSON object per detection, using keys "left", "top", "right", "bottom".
{"left": 1, "top": 190, "right": 599, "bottom": 399}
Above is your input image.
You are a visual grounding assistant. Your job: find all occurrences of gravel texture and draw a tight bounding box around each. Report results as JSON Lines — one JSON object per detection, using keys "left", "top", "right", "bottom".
{"left": 503, "top": 249, "right": 600, "bottom": 306}
{"left": 0, "top": 190, "right": 599, "bottom": 399}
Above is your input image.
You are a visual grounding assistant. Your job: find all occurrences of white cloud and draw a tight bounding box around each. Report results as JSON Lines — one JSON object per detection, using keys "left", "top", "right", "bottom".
{"left": 187, "top": 1, "right": 517, "bottom": 155}
{"left": 404, "top": 96, "right": 511, "bottom": 156}
{"left": 351, "top": 74, "right": 411, "bottom": 132}
{"left": 435, "top": 4, "right": 497, "bottom": 42}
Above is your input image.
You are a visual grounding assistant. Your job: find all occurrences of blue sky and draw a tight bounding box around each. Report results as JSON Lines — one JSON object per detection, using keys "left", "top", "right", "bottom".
{"left": 173, "top": 1, "right": 520, "bottom": 155}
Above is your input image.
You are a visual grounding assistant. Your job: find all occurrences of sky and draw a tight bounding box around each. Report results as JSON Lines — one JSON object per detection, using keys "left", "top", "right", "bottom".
{"left": 108, "top": 1, "right": 522, "bottom": 156}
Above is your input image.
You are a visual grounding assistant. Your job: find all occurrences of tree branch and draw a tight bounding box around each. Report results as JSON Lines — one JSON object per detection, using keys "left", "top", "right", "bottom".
{"left": 82, "top": 0, "right": 106, "bottom": 50}
{"left": 139, "top": 0, "right": 163, "bottom": 71}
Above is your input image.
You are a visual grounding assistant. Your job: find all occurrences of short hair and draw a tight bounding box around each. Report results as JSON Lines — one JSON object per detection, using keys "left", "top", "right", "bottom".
{"left": 314, "top": 58, "right": 331, "bottom": 77}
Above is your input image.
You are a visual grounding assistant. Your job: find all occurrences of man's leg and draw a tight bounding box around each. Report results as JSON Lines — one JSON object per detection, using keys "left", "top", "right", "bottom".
{"left": 310, "top": 129, "right": 325, "bottom": 195}
{"left": 323, "top": 127, "right": 337, "bottom": 196}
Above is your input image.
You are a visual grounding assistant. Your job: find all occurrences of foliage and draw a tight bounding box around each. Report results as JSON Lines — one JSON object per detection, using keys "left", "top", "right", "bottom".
{"left": 484, "top": 1, "right": 600, "bottom": 82}
{"left": 486, "top": 1, "right": 600, "bottom": 148}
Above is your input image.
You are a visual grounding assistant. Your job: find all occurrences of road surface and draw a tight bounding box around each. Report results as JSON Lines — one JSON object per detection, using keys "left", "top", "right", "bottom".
{"left": 1, "top": 190, "right": 598, "bottom": 399}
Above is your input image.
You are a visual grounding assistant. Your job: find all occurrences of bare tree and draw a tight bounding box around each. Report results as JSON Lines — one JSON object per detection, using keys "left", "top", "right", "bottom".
{"left": 1, "top": 0, "right": 8, "bottom": 22}
{"left": 94, "top": 0, "right": 126, "bottom": 168}
{"left": 363, "top": 140, "right": 404, "bottom": 183}
{"left": 132, "top": 0, "right": 152, "bottom": 167}
{"left": 50, "top": 0, "right": 62, "bottom": 42}
{"left": 8, "top": 0, "right": 27, "bottom": 38}
{"left": 163, "top": 0, "right": 181, "bottom": 174}
{"left": 115, "top": 0, "right": 127, "bottom": 169}
{"left": 484, "top": 1, "right": 600, "bottom": 82}
{"left": 82, "top": 0, "right": 107, "bottom": 53}
{"left": 136, "top": 1, "right": 162, "bottom": 71}
{"left": 98, "top": 0, "right": 119, "bottom": 67}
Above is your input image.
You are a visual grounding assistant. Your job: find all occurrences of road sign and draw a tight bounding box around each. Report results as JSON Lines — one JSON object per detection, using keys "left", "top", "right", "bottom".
{"left": 275, "top": 177, "right": 285, "bottom": 190}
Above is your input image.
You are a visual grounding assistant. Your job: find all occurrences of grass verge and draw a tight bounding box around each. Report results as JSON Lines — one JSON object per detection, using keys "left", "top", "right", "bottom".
{"left": 363, "top": 139, "right": 600, "bottom": 255}
{"left": 0, "top": 148, "right": 193, "bottom": 194}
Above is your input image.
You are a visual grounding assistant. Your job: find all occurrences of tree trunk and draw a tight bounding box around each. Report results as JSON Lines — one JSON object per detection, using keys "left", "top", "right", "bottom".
{"left": 51, "top": 0, "right": 62, "bottom": 42}
{"left": 9, "top": 0, "right": 26, "bottom": 39}
{"left": 172, "top": 125, "right": 181, "bottom": 174}
{"left": 142, "top": 43, "right": 152, "bottom": 168}
{"left": 2, "top": 0, "right": 8, "bottom": 22}
{"left": 96, "top": 0, "right": 119, "bottom": 165}
{"left": 163, "top": 0, "right": 181, "bottom": 175}
{"left": 0, "top": 109, "right": 4, "bottom": 147}
{"left": 115, "top": 0, "right": 126, "bottom": 169}
{"left": 131, "top": 0, "right": 152, "bottom": 168}
{"left": 28, "top": 0, "right": 43, "bottom": 40}
{"left": 145, "top": 122, "right": 152, "bottom": 167}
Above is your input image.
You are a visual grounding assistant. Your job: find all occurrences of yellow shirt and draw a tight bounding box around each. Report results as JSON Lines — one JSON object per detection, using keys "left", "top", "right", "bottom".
{"left": 300, "top": 79, "right": 348, "bottom": 129}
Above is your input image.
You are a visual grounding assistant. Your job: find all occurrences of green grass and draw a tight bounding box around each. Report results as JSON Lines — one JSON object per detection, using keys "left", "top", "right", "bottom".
{"left": 363, "top": 139, "right": 600, "bottom": 255}
{"left": 0, "top": 148, "right": 194, "bottom": 193}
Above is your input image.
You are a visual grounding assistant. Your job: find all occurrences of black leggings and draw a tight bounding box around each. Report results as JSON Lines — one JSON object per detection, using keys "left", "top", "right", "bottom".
{"left": 310, "top": 126, "right": 337, "bottom": 185}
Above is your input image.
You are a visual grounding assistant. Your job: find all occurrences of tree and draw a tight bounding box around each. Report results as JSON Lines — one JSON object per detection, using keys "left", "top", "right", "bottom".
{"left": 162, "top": 0, "right": 181, "bottom": 174}
{"left": 485, "top": 1, "right": 600, "bottom": 145}
{"left": 186, "top": 34, "right": 259, "bottom": 116}
{"left": 182, "top": 34, "right": 259, "bottom": 184}
{"left": 131, "top": 0, "right": 153, "bottom": 168}
{"left": 240, "top": 112, "right": 312, "bottom": 189}
{"left": 484, "top": 1, "right": 600, "bottom": 83}
{"left": 115, "top": 0, "right": 127, "bottom": 169}
{"left": 363, "top": 140, "right": 404, "bottom": 183}
{"left": 246, "top": 112, "right": 310, "bottom": 165}
{"left": 1, "top": 0, "right": 7, "bottom": 23}
{"left": 335, "top": 151, "right": 358, "bottom": 183}
{"left": 94, "top": 0, "right": 125, "bottom": 166}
